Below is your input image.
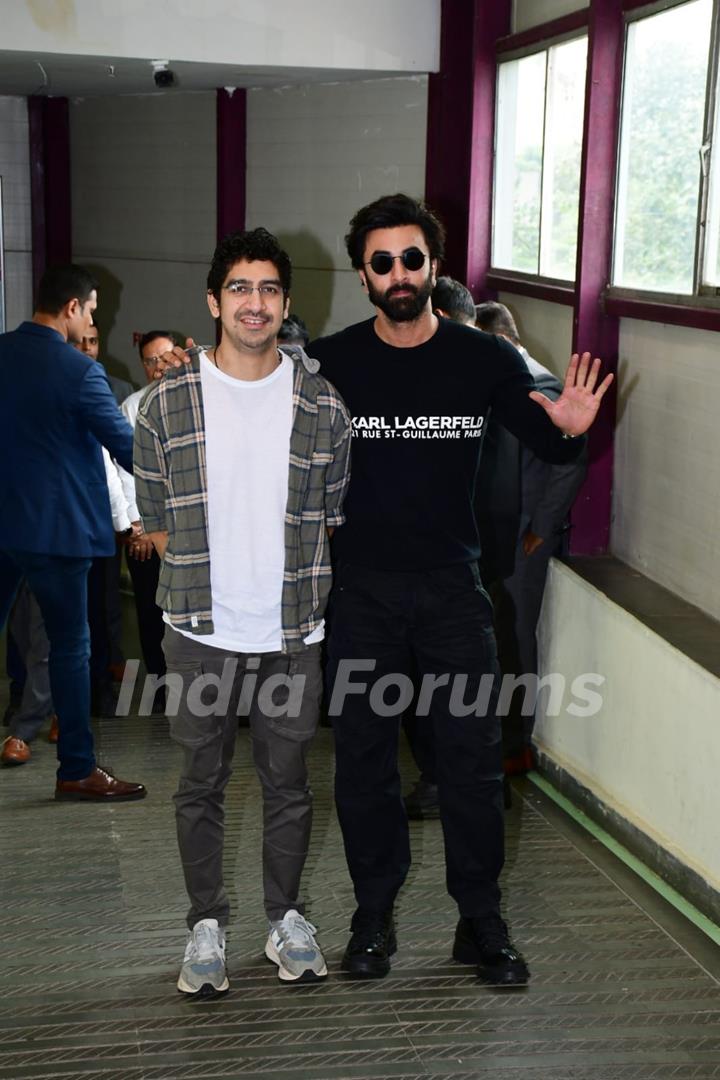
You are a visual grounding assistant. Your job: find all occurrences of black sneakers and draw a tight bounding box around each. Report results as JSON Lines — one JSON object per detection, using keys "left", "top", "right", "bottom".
{"left": 453, "top": 915, "right": 530, "bottom": 986}
{"left": 341, "top": 908, "right": 397, "bottom": 978}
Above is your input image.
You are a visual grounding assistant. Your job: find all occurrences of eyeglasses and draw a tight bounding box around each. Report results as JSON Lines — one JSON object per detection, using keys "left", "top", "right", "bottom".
{"left": 365, "top": 248, "right": 427, "bottom": 276}
{"left": 223, "top": 282, "right": 283, "bottom": 299}
{"left": 141, "top": 355, "right": 162, "bottom": 366}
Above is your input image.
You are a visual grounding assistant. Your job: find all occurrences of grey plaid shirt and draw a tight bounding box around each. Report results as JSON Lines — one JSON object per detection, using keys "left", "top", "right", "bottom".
{"left": 133, "top": 345, "right": 351, "bottom": 652}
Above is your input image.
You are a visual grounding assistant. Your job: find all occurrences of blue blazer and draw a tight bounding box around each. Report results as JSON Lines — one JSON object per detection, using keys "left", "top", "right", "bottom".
{"left": 0, "top": 322, "right": 135, "bottom": 557}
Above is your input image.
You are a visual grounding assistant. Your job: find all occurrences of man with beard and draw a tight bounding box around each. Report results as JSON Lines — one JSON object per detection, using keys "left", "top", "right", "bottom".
{"left": 308, "top": 194, "right": 613, "bottom": 986}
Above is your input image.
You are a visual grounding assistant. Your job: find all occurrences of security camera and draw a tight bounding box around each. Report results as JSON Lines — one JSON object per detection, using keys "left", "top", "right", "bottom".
{"left": 151, "top": 60, "right": 176, "bottom": 88}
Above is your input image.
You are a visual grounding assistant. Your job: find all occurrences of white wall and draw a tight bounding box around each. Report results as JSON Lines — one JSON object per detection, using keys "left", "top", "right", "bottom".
{"left": 513, "top": 0, "right": 588, "bottom": 34}
{"left": 246, "top": 76, "right": 429, "bottom": 338}
{"left": 536, "top": 559, "right": 720, "bottom": 893}
{"left": 70, "top": 92, "right": 217, "bottom": 385}
{"left": 0, "top": 96, "right": 32, "bottom": 330}
{"left": 2, "top": 1, "right": 440, "bottom": 75}
{"left": 612, "top": 318, "right": 720, "bottom": 622}
{"left": 498, "top": 293, "right": 573, "bottom": 378}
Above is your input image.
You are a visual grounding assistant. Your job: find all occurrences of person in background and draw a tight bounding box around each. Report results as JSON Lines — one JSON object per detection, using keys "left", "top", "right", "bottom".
{"left": 0, "top": 264, "right": 146, "bottom": 801}
{"left": 119, "top": 331, "right": 178, "bottom": 712}
{"left": 475, "top": 301, "right": 588, "bottom": 773}
{"left": 278, "top": 313, "right": 310, "bottom": 349}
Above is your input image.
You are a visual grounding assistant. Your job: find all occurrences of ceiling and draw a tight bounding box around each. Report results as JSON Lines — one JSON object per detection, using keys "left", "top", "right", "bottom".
{"left": 0, "top": 51, "right": 400, "bottom": 98}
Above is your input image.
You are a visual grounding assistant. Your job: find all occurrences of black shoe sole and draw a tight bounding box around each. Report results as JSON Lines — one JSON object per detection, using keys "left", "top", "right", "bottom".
{"left": 54, "top": 790, "right": 147, "bottom": 802}
{"left": 476, "top": 961, "right": 530, "bottom": 987}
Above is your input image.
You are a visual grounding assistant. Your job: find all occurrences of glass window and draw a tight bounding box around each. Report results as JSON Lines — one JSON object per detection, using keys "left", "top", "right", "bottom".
{"left": 492, "top": 36, "right": 588, "bottom": 279}
{"left": 613, "top": 0, "right": 712, "bottom": 294}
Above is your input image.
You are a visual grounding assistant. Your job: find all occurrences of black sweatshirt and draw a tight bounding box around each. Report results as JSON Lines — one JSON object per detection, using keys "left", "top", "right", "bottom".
{"left": 310, "top": 317, "right": 583, "bottom": 572}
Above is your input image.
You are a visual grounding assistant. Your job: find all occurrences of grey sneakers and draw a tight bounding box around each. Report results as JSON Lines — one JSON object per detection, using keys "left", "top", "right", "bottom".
{"left": 265, "top": 909, "right": 328, "bottom": 982}
{"left": 177, "top": 918, "right": 229, "bottom": 998}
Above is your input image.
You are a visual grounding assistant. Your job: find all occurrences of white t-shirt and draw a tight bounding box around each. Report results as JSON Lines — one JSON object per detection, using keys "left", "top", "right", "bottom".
{"left": 168, "top": 350, "right": 323, "bottom": 652}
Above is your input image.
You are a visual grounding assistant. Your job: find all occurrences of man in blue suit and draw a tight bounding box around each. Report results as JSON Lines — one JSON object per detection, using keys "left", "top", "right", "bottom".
{"left": 0, "top": 264, "right": 146, "bottom": 801}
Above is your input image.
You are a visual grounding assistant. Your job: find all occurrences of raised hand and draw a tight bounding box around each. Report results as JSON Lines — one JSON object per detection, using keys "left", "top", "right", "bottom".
{"left": 529, "top": 352, "right": 614, "bottom": 437}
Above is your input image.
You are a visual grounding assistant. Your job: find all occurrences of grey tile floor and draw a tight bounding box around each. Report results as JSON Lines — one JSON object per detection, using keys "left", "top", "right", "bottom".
{"left": 2, "top": 706, "right": 720, "bottom": 1079}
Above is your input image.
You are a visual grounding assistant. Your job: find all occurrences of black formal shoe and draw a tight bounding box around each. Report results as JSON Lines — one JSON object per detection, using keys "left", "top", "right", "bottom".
{"left": 453, "top": 915, "right": 529, "bottom": 986}
{"left": 341, "top": 908, "right": 397, "bottom": 978}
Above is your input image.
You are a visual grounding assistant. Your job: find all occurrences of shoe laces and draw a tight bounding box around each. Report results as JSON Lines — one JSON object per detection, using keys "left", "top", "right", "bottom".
{"left": 189, "top": 919, "right": 224, "bottom": 962}
{"left": 276, "top": 910, "right": 318, "bottom": 950}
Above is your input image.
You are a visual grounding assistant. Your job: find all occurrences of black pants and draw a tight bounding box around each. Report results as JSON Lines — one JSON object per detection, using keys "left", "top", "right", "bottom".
{"left": 125, "top": 549, "right": 165, "bottom": 677}
{"left": 327, "top": 561, "right": 504, "bottom": 919}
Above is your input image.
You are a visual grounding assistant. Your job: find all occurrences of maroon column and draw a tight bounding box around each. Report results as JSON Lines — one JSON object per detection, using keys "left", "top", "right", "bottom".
{"left": 569, "top": 0, "right": 624, "bottom": 554}
{"left": 216, "top": 88, "right": 247, "bottom": 241}
{"left": 425, "top": 0, "right": 511, "bottom": 289}
{"left": 28, "top": 96, "right": 71, "bottom": 295}
{"left": 465, "top": 0, "right": 512, "bottom": 296}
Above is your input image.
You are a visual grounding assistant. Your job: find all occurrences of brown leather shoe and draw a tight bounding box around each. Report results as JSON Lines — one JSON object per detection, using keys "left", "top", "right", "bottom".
{"left": 48, "top": 714, "right": 59, "bottom": 743}
{"left": 55, "top": 767, "right": 146, "bottom": 801}
{"left": 1, "top": 736, "right": 31, "bottom": 766}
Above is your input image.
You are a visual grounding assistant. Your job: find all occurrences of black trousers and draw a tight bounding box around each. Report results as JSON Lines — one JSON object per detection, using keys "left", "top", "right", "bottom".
{"left": 125, "top": 549, "right": 165, "bottom": 677}
{"left": 327, "top": 561, "right": 504, "bottom": 919}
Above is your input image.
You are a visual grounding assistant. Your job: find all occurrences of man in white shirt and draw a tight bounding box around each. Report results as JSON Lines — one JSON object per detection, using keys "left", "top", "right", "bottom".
{"left": 133, "top": 229, "right": 351, "bottom": 998}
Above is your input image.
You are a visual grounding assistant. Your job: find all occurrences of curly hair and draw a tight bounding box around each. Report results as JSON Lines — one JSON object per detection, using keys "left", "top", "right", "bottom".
{"left": 344, "top": 194, "right": 446, "bottom": 269}
{"left": 207, "top": 228, "right": 292, "bottom": 302}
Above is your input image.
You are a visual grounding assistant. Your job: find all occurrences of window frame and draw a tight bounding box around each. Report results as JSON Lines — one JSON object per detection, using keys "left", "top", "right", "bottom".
{"left": 490, "top": 18, "right": 590, "bottom": 290}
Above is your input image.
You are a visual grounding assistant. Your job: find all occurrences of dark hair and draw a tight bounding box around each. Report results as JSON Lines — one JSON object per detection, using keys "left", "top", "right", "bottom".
{"left": 36, "top": 264, "right": 98, "bottom": 315}
{"left": 278, "top": 314, "right": 310, "bottom": 348}
{"left": 344, "top": 193, "right": 446, "bottom": 270}
{"left": 475, "top": 301, "right": 520, "bottom": 344}
{"left": 138, "top": 329, "right": 178, "bottom": 359}
{"left": 207, "top": 228, "right": 292, "bottom": 303}
{"left": 432, "top": 276, "right": 475, "bottom": 323}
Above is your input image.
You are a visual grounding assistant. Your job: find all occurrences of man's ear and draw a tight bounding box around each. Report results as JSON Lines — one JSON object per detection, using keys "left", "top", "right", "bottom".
{"left": 283, "top": 295, "right": 290, "bottom": 320}
{"left": 359, "top": 273, "right": 368, "bottom": 291}
{"left": 64, "top": 297, "right": 80, "bottom": 319}
{"left": 207, "top": 289, "right": 220, "bottom": 319}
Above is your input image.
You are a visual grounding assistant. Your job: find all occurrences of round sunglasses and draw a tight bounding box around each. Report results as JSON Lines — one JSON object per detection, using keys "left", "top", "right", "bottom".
{"left": 365, "top": 248, "right": 427, "bottom": 276}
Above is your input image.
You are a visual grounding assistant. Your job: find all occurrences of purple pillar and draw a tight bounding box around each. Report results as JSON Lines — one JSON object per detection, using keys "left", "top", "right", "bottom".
{"left": 465, "top": 0, "right": 512, "bottom": 296}
{"left": 425, "top": 0, "right": 511, "bottom": 290}
{"left": 28, "top": 96, "right": 71, "bottom": 295}
{"left": 569, "top": 0, "right": 624, "bottom": 554}
{"left": 216, "top": 88, "right": 247, "bottom": 242}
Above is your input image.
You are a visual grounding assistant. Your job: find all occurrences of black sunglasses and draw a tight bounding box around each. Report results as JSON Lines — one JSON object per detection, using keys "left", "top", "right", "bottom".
{"left": 366, "top": 248, "right": 427, "bottom": 276}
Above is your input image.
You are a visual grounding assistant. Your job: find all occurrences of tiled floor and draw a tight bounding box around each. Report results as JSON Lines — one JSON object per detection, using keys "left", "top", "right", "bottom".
{"left": 2, "top": 707, "right": 720, "bottom": 1079}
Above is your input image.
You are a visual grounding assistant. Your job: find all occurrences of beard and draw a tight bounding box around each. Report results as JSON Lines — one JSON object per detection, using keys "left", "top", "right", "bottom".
{"left": 367, "top": 269, "right": 434, "bottom": 323}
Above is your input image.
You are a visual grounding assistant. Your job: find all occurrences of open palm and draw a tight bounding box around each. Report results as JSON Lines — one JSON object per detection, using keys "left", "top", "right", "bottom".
{"left": 529, "top": 352, "right": 614, "bottom": 436}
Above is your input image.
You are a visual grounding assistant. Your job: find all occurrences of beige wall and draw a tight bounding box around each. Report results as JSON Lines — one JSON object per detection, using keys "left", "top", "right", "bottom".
{"left": 537, "top": 560, "right": 720, "bottom": 893}
{"left": 70, "top": 92, "right": 217, "bottom": 386}
{"left": 246, "top": 76, "right": 428, "bottom": 339}
{"left": 497, "top": 293, "right": 573, "bottom": 378}
{"left": 612, "top": 318, "right": 720, "bottom": 622}
{"left": 0, "top": 96, "right": 32, "bottom": 330}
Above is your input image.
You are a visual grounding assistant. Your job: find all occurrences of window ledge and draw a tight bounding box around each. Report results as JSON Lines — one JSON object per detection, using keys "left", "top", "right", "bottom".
{"left": 487, "top": 270, "right": 575, "bottom": 306}
{"left": 604, "top": 294, "right": 720, "bottom": 332}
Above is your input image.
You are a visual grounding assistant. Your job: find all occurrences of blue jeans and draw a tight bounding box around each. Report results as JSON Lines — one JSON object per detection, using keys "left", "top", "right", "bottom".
{"left": 0, "top": 550, "right": 95, "bottom": 780}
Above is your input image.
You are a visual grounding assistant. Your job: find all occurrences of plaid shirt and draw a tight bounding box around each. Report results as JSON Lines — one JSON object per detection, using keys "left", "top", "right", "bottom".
{"left": 133, "top": 346, "right": 351, "bottom": 652}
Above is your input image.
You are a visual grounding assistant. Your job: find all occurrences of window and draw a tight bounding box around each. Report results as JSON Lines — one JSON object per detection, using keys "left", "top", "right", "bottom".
{"left": 613, "top": 0, "right": 713, "bottom": 295}
{"left": 492, "top": 35, "right": 588, "bottom": 281}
